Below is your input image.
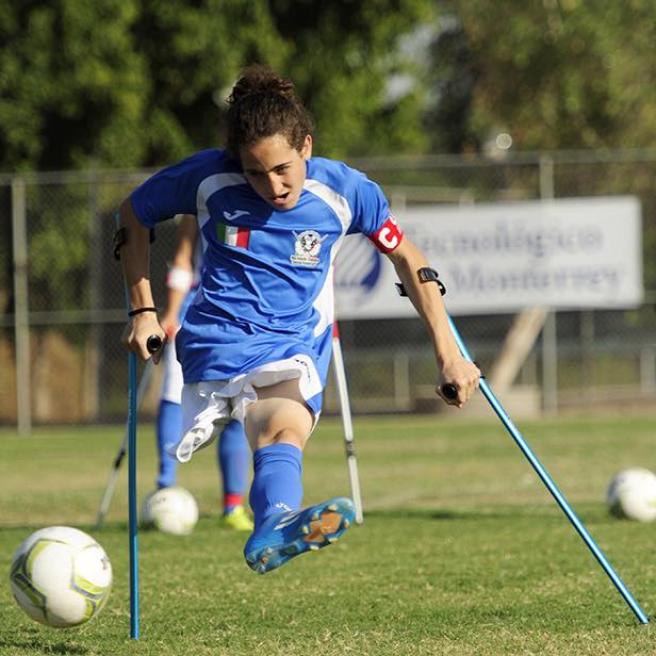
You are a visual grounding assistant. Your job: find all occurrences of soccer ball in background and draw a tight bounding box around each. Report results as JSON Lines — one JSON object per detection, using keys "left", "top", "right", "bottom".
{"left": 606, "top": 468, "right": 656, "bottom": 522}
{"left": 9, "top": 526, "right": 112, "bottom": 628}
{"left": 141, "top": 486, "right": 199, "bottom": 535}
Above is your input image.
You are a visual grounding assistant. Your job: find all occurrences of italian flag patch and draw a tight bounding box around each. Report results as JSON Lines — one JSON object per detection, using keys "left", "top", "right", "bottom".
{"left": 216, "top": 223, "right": 250, "bottom": 248}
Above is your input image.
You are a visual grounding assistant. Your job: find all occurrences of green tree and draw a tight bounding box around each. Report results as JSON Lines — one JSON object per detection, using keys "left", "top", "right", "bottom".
{"left": 133, "top": 0, "right": 288, "bottom": 166}
{"left": 271, "top": 0, "right": 437, "bottom": 158}
{"left": 0, "top": 0, "right": 438, "bottom": 172}
{"left": 0, "top": 0, "right": 146, "bottom": 171}
{"left": 419, "top": 1, "right": 656, "bottom": 293}
{"left": 438, "top": 1, "right": 656, "bottom": 151}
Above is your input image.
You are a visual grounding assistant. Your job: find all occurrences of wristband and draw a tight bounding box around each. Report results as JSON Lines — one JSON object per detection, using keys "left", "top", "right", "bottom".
{"left": 395, "top": 267, "right": 446, "bottom": 297}
{"left": 166, "top": 266, "right": 194, "bottom": 292}
{"left": 128, "top": 307, "right": 158, "bottom": 317}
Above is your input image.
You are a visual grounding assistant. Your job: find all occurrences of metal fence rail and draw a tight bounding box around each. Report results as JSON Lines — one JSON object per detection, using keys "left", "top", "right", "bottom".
{"left": 1, "top": 150, "right": 655, "bottom": 431}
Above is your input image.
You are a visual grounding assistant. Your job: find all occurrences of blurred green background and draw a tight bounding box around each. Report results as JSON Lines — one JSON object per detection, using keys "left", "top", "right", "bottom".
{"left": 3, "top": 0, "right": 656, "bottom": 172}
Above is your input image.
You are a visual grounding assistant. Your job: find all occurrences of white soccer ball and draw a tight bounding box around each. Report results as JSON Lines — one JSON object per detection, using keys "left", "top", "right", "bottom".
{"left": 9, "top": 526, "right": 112, "bottom": 628}
{"left": 607, "top": 468, "right": 656, "bottom": 522}
{"left": 142, "top": 486, "right": 199, "bottom": 535}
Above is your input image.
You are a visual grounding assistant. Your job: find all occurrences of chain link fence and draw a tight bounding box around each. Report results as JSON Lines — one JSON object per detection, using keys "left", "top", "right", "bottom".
{"left": 1, "top": 150, "right": 655, "bottom": 431}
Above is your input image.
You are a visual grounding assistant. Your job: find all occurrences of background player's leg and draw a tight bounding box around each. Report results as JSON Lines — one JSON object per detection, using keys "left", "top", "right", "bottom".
{"left": 218, "top": 419, "right": 250, "bottom": 511}
{"left": 156, "top": 399, "right": 180, "bottom": 489}
{"left": 157, "top": 339, "right": 184, "bottom": 489}
{"left": 218, "top": 420, "right": 253, "bottom": 530}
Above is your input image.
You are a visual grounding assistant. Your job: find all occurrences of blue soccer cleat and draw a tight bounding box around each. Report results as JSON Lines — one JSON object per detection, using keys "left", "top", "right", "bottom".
{"left": 244, "top": 497, "right": 355, "bottom": 574}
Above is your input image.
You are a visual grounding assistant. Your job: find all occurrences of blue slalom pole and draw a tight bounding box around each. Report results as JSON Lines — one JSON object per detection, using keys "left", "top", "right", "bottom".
{"left": 127, "top": 351, "right": 140, "bottom": 639}
{"left": 444, "top": 314, "right": 649, "bottom": 625}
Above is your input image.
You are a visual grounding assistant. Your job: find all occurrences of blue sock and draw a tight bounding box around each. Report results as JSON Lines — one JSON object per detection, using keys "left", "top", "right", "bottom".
{"left": 156, "top": 399, "right": 181, "bottom": 489}
{"left": 218, "top": 420, "right": 250, "bottom": 512}
{"left": 249, "top": 443, "right": 303, "bottom": 529}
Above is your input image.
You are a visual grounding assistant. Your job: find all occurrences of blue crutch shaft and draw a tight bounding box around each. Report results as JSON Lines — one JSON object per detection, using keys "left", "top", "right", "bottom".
{"left": 127, "top": 337, "right": 162, "bottom": 640}
{"left": 443, "top": 315, "right": 649, "bottom": 625}
{"left": 127, "top": 352, "right": 140, "bottom": 639}
{"left": 116, "top": 205, "right": 164, "bottom": 639}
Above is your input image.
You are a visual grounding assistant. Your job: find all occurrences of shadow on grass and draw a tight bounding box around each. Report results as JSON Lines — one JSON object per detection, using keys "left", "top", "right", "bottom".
{"left": 0, "top": 521, "right": 131, "bottom": 534}
{"left": 0, "top": 506, "right": 614, "bottom": 532}
{"left": 362, "top": 507, "right": 528, "bottom": 521}
{"left": 0, "top": 637, "right": 89, "bottom": 654}
{"left": 362, "top": 504, "right": 612, "bottom": 524}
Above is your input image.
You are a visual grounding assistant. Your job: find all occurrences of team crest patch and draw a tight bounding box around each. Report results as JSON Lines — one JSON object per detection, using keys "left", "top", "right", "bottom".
{"left": 290, "top": 230, "right": 327, "bottom": 267}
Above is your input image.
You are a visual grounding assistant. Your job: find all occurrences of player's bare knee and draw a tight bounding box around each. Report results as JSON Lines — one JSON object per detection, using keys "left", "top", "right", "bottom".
{"left": 245, "top": 399, "right": 311, "bottom": 450}
{"left": 267, "top": 427, "right": 306, "bottom": 450}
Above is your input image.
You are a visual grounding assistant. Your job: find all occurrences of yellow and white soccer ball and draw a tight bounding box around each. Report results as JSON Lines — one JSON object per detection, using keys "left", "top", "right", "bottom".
{"left": 607, "top": 468, "right": 656, "bottom": 522}
{"left": 142, "top": 486, "right": 199, "bottom": 535}
{"left": 9, "top": 526, "right": 112, "bottom": 628}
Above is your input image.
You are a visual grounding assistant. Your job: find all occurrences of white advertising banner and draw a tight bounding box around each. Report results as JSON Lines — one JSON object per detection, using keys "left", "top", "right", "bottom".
{"left": 334, "top": 196, "right": 643, "bottom": 318}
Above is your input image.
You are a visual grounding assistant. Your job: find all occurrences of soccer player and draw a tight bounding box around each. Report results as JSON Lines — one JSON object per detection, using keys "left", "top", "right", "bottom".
{"left": 156, "top": 214, "right": 253, "bottom": 531}
{"left": 118, "top": 64, "right": 480, "bottom": 574}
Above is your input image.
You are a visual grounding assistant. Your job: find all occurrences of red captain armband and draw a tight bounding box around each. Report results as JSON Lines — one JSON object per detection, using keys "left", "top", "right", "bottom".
{"left": 368, "top": 215, "right": 404, "bottom": 253}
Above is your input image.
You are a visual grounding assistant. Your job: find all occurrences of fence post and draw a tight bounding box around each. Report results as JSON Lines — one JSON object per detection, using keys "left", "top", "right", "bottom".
{"left": 539, "top": 155, "right": 558, "bottom": 413}
{"left": 640, "top": 346, "right": 656, "bottom": 396}
{"left": 12, "top": 176, "right": 31, "bottom": 435}
{"left": 85, "top": 167, "right": 101, "bottom": 419}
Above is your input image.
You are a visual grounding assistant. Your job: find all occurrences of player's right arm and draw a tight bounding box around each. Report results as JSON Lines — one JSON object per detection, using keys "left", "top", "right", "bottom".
{"left": 117, "top": 150, "right": 220, "bottom": 361}
{"left": 118, "top": 198, "right": 165, "bottom": 362}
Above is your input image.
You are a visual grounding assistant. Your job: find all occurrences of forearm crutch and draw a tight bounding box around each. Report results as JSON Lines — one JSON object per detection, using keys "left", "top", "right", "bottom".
{"left": 95, "top": 359, "right": 155, "bottom": 530}
{"left": 332, "top": 322, "right": 364, "bottom": 525}
{"left": 114, "top": 211, "right": 163, "bottom": 638}
{"left": 442, "top": 315, "right": 649, "bottom": 625}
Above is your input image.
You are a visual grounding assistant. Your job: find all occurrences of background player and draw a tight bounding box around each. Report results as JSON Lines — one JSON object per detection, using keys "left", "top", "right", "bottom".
{"left": 156, "top": 214, "right": 253, "bottom": 531}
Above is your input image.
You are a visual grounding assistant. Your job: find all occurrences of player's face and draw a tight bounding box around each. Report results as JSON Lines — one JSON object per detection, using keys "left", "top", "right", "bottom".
{"left": 240, "top": 133, "right": 312, "bottom": 210}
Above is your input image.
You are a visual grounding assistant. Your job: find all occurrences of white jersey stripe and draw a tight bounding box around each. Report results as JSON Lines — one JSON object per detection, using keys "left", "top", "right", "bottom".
{"left": 312, "top": 265, "right": 335, "bottom": 337}
{"left": 196, "top": 173, "right": 246, "bottom": 219}
{"left": 304, "top": 178, "right": 352, "bottom": 337}
{"left": 303, "top": 178, "right": 353, "bottom": 232}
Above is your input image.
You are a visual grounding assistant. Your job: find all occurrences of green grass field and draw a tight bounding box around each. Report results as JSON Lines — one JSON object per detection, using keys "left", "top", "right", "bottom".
{"left": 1, "top": 413, "right": 655, "bottom": 655}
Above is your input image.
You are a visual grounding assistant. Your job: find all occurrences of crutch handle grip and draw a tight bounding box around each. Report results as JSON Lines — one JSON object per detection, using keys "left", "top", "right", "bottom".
{"left": 441, "top": 383, "right": 458, "bottom": 400}
{"left": 146, "top": 335, "right": 163, "bottom": 354}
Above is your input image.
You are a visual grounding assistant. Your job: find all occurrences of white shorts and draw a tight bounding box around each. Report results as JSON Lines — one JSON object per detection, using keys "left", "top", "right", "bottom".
{"left": 172, "top": 354, "right": 322, "bottom": 463}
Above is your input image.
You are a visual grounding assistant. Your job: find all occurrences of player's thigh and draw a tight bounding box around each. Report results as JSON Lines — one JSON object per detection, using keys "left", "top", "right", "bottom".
{"left": 245, "top": 378, "right": 313, "bottom": 450}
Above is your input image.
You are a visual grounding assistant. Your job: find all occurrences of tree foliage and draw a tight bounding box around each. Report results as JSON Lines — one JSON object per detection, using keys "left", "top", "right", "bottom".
{"left": 3, "top": 1, "right": 656, "bottom": 169}
{"left": 432, "top": 1, "right": 656, "bottom": 152}
{"left": 0, "top": 1, "right": 146, "bottom": 171}
{"left": 0, "top": 0, "right": 436, "bottom": 172}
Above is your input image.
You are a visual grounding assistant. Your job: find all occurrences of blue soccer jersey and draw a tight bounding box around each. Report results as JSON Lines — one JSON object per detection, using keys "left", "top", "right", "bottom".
{"left": 130, "top": 149, "right": 403, "bottom": 388}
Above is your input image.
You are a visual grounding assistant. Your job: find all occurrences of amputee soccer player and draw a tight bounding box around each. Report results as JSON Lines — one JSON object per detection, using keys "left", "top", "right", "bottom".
{"left": 118, "top": 65, "right": 480, "bottom": 574}
{"left": 156, "top": 214, "right": 253, "bottom": 532}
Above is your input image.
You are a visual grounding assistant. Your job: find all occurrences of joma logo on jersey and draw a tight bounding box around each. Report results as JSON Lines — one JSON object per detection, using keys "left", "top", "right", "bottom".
{"left": 223, "top": 209, "right": 249, "bottom": 221}
{"left": 290, "top": 230, "right": 327, "bottom": 267}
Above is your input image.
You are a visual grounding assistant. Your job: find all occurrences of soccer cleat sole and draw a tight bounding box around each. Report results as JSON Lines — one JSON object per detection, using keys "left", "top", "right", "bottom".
{"left": 245, "top": 500, "right": 353, "bottom": 574}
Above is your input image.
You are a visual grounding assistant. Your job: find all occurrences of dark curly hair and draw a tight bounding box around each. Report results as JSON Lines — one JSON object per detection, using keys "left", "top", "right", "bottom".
{"left": 226, "top": 65, "right": 314, "bottom": 158}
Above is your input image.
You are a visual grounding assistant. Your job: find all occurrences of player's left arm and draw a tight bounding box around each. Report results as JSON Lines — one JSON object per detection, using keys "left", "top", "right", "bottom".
{"left": 385, "top": 237, "right": 480, "bottom": 408}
